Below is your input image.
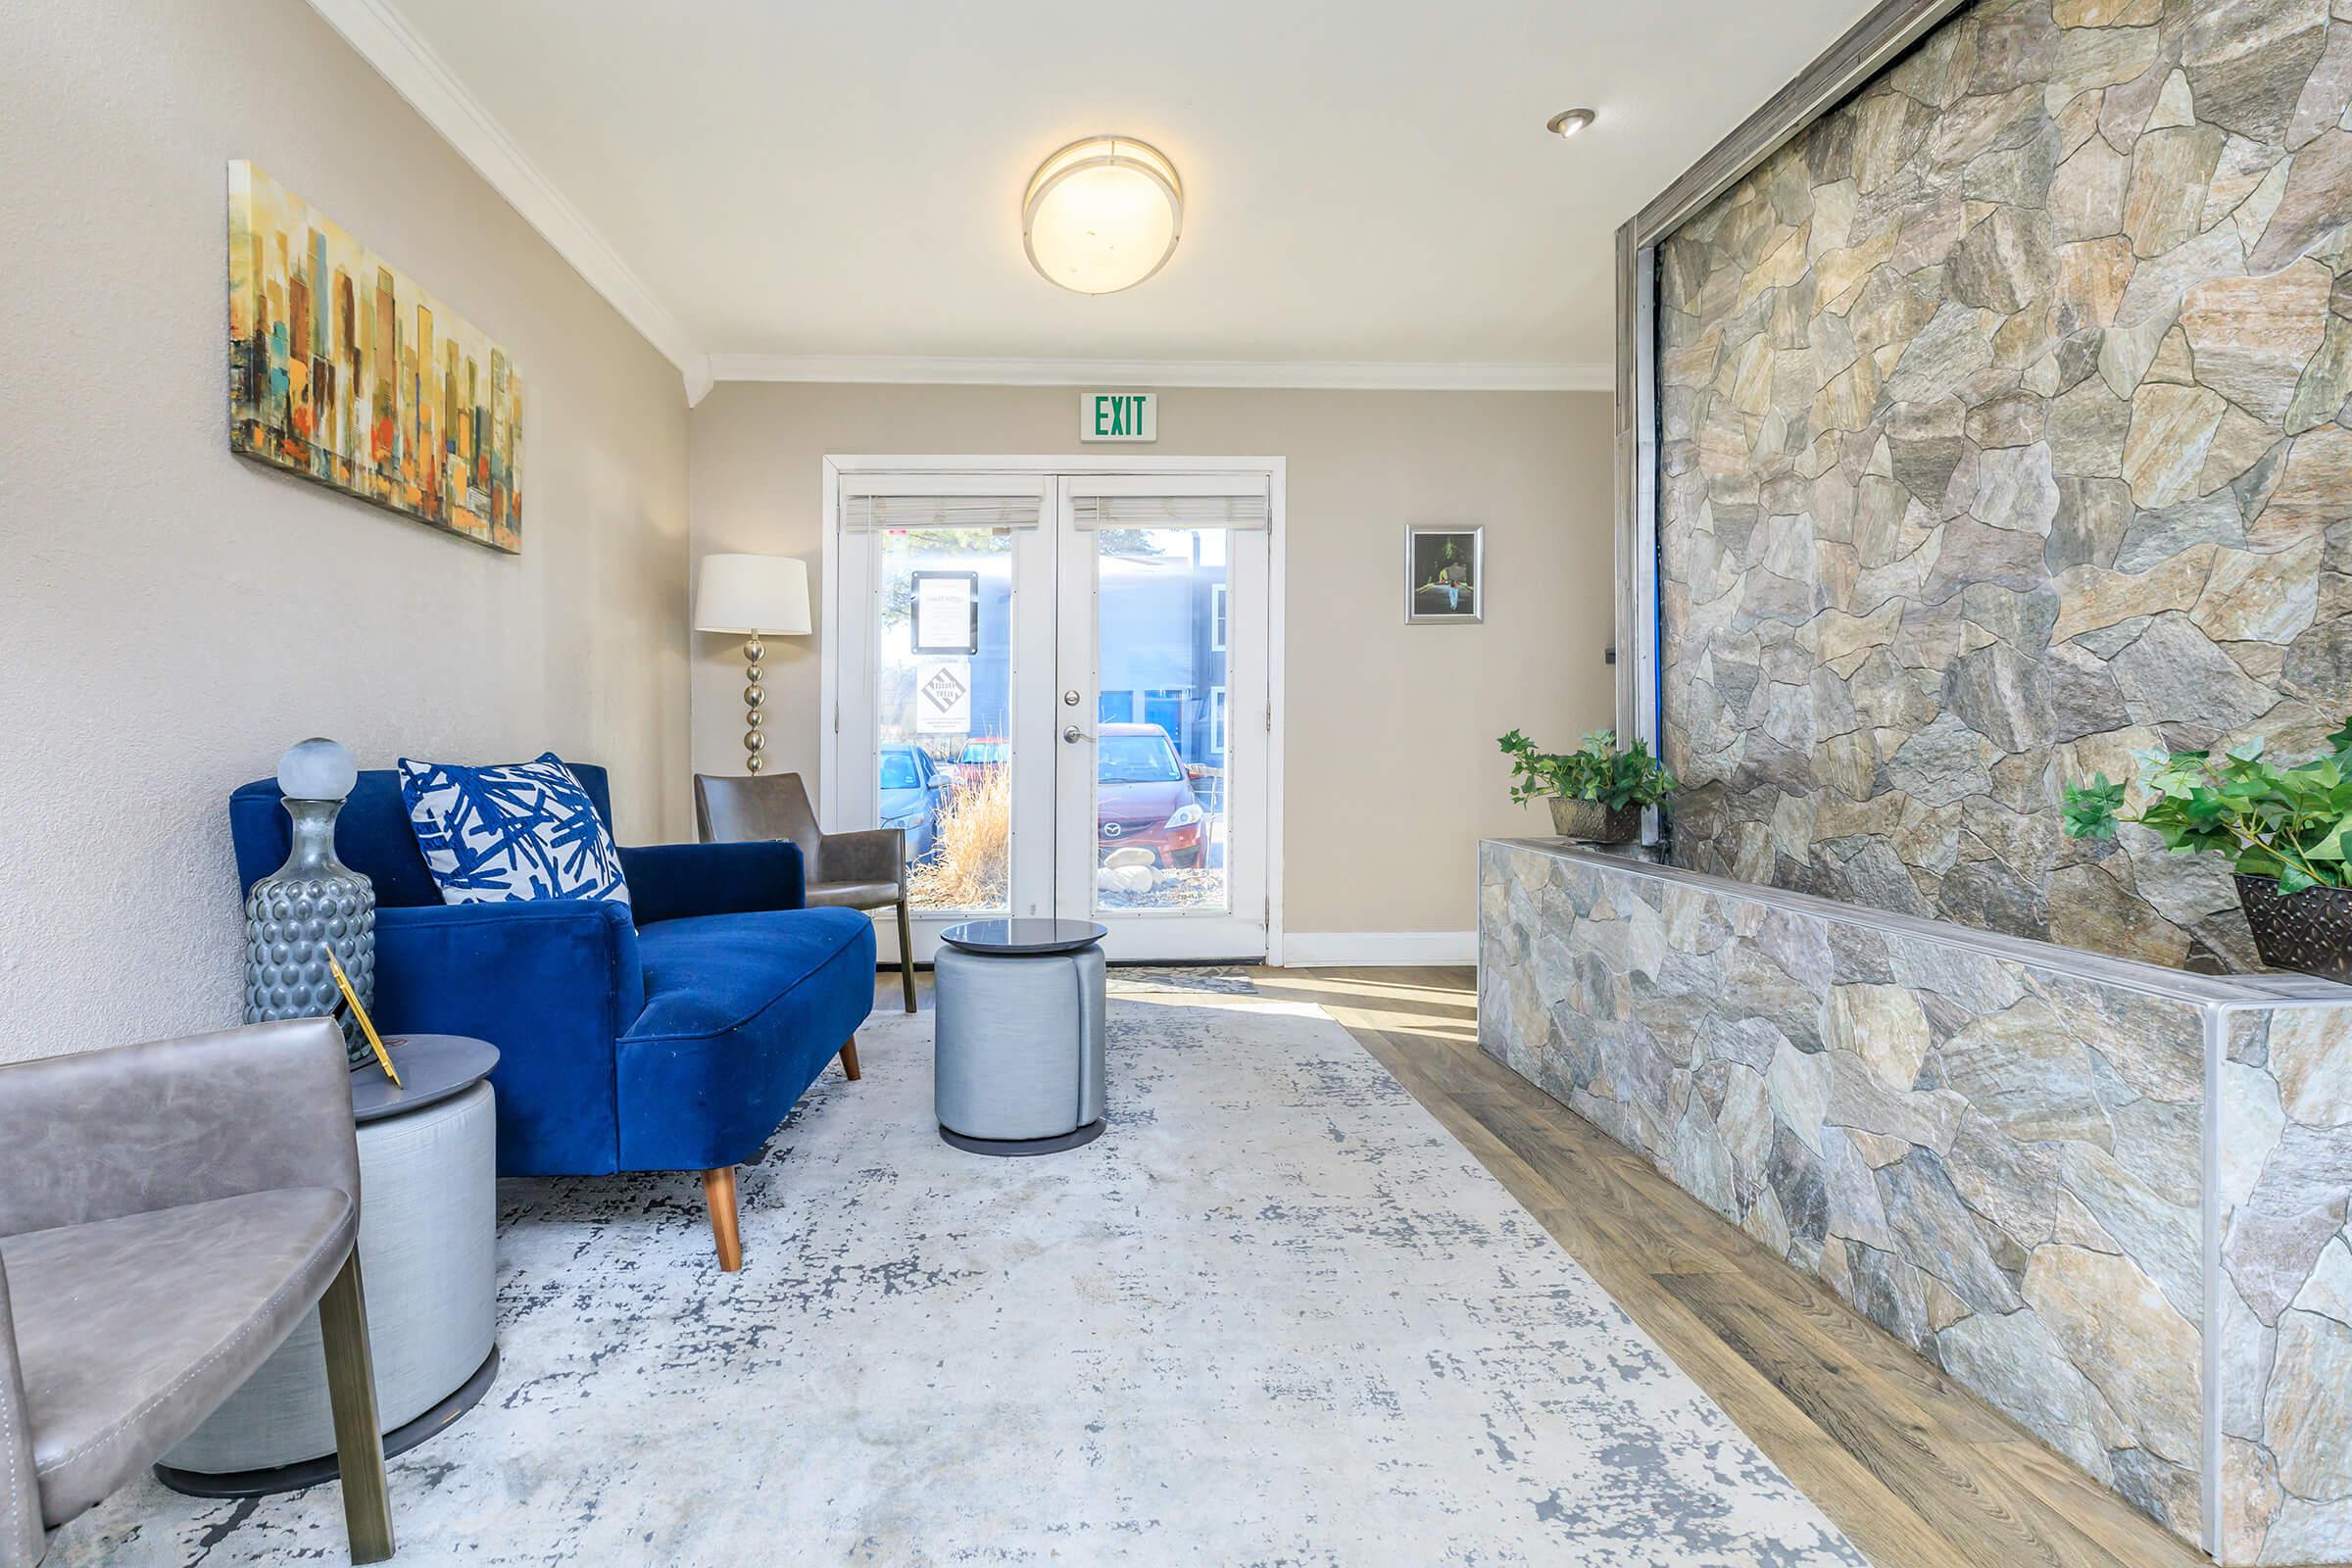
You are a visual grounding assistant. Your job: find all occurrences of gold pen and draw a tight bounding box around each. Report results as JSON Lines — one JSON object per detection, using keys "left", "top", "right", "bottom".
{"left": 326, "top": 950, "right": 402, "bottom": 1089}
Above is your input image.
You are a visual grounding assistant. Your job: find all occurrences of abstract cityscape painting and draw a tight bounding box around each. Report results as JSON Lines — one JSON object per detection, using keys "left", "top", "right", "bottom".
{"left": 227, "top": 161, "right": 524, "bottom": 553}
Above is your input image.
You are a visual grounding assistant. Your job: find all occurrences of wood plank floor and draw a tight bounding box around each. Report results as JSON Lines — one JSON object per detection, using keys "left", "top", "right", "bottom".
{"left": 1254, "top": 964, "right": 2208, "bottom": 1568}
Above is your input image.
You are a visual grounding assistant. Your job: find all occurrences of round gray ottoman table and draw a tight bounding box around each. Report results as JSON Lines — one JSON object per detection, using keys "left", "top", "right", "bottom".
{"left": 156, "top": 1035, "right": 501, "bottom": 1496}
{"left": 934, "top": 919, "right": 1107, "bottom": 1155}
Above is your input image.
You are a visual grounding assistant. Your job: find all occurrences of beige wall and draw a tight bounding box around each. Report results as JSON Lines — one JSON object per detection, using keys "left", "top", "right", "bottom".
{"left": 691, "top": 383, "right": 1613, "bottom": 938}
{"left": 0, "top": 0, "right": 692, "bottom": 1062}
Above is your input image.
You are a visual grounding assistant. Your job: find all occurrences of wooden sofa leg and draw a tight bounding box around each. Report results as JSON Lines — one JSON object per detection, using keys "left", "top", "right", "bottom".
{"left": 318, "top": 1250, "right": 396, "bottom": 1563}
{"left": 702, "top": 1167, "right": 743, "bottom": 1272}
{"left": 839, "top": 1034, "right": 862, "bottom": 1081}
{"left": 896, "top": 898, "right": 916, "bottom": 1012}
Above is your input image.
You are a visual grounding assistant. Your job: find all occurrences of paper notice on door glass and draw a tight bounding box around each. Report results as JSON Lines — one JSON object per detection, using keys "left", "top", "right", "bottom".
{"left": 912, "top": 571, "right": 977, "bottom": 655}
{"left": 915, "top": 658, "right": 972, "bottom": 734}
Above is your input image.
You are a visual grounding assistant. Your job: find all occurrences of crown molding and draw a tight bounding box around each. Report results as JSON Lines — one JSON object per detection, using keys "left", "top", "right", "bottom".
{"left": 304, "top": 0, "right": 708, "bottom": 405}
{"left": 308, "top": 1, "right": 1605, "bottom": 406}
{"left": 704, "top": 354, "right": 1611, "bottom": 392}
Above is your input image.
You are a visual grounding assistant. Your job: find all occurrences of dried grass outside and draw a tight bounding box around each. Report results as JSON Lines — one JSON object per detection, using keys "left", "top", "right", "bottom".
{"left": 906, "top": 764, "right": 1011, "bottom": 911}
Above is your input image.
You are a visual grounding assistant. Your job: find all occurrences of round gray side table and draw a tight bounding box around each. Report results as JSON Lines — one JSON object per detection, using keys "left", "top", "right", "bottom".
{"left": 934, "top": 919, "right": 1107, "bottom": 1155}
{"left": 156, "top": 1035, "right": 500, "bottom": 1496}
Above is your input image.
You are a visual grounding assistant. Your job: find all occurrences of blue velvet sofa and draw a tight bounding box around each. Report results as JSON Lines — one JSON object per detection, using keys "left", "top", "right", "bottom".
{"left": 229, "top": 762, "right": 875, "bottom": 1269}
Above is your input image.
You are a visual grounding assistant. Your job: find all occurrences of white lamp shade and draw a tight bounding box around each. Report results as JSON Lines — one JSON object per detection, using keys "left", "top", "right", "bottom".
{"left": 695, "top": 554, "right": 810, "bottom": 635}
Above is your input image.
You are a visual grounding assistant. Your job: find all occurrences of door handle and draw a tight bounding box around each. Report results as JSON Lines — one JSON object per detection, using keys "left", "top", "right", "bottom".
{"left": 1062, "top": 725, "right": 1090, "bottom": 744}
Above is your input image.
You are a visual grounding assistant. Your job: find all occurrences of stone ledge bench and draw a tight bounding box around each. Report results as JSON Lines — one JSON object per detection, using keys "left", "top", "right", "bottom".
{"left": 1478, "top": 836, "right": 2352, "bottom": 1567}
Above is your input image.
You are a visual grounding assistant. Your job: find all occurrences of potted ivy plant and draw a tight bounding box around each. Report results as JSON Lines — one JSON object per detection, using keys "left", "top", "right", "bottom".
{"left": 2064, "top": 717, "right": 2352, "bottom": 983}
{"left": 1497, "top": 728, "right": 1675, "bottom": 844}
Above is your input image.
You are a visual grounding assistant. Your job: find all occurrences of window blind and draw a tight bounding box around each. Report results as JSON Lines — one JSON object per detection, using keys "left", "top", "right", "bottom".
{"left": 839, "top": 474, "right": 1046, "bottom": 531}
{"left": 1066, "top": 473, "right": 1270, "bottom": 530}
{"left": 841, "top": 493, "right": 1046, "bottom": 531}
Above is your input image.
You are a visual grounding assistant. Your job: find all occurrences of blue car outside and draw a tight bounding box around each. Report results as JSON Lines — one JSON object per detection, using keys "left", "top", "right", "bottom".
{"left": 879, "top": 744, "right": 943, "bottom": 859}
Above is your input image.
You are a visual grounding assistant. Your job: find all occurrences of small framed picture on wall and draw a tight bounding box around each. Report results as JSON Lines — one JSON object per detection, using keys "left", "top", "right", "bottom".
{"left": 1405, "top": 526, "right": 1483, "bottom": 624}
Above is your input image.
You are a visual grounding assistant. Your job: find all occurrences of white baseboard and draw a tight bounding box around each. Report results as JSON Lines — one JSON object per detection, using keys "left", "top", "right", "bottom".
{"left": 1277, "top": 931, "right": 1477, "bottom": 967}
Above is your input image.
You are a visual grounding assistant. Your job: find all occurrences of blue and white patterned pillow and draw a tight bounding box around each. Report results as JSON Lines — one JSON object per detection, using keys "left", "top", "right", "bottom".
{"left": 397, "top": 753, "right": 630, "bottom": 907}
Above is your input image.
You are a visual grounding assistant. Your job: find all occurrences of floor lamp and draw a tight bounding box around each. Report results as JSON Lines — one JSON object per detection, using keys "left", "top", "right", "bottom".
{"left": 695, "top": 554, "right": 811, "bottom": 775}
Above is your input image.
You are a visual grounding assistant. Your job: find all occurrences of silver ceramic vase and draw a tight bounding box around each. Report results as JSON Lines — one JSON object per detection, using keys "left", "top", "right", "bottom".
{"left": 244, "top": 739, "right": 376, "bottom": 1066}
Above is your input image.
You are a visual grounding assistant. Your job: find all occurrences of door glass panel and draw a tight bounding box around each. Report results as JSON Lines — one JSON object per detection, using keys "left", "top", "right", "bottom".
{"left": 876, "top": 527, "right": 1012, "bottom": 912}
{"left": 1093, "top": 527, "right": 1227, "bottom": 912}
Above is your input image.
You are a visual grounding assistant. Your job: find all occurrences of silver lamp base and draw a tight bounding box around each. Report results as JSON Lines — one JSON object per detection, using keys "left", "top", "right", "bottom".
{"left": 743, "top": 633, "right": 766, "bottom": 773}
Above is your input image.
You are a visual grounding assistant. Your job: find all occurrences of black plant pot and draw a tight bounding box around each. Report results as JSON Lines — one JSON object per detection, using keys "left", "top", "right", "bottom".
{"left": 2236, "top": 874, "right": 2352, "bottom": 986}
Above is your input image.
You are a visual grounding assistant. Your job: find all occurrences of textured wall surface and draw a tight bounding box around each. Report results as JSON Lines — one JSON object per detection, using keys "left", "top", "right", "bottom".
{"left": 2222, "top": 1005, "right": 2352, "bottom": 1565}
{"left": 0, "top": 0, "right": 692, "bottom": 1062}
{"left": 1657, "top": 0, "right": 2352, "bottom": 971}
{"left": 690, "top": 383, "right": 1615, "bottom": 938}
{"left": 1480, "top": 837, "right": 2352, "bottom": 1559}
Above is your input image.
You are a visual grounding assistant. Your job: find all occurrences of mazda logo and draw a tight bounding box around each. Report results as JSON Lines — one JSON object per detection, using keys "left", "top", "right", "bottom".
{"left": 1102, "top": 821, "right": 1123, "bottom": 838}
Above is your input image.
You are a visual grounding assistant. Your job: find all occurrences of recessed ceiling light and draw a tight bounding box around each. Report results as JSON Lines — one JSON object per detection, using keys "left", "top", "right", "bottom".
{"left": 1546, "top": 108, "right": 1598, "bottom": 138}
{"left": 1022, "top": 136, "right": 1185, "bottom": 296}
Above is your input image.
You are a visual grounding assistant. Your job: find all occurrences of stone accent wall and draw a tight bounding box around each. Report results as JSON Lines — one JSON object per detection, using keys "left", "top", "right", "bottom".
{"left": 1480, "top": 838, "right": 2352, "bottom": 1559}
{"left": 1656, "top": 0, "right": 2352, "bottom": 972}
{"left": 2223, "top": 1006, "right": 2352, "bottom": 1564}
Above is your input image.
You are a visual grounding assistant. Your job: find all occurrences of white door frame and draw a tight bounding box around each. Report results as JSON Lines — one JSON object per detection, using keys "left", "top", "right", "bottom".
{"left": 818, "top": 453, "right": 1288, "bottom": 964}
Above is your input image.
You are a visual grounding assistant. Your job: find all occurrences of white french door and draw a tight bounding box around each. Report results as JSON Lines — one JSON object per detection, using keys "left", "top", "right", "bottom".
{"left": 1052, "top": 472, "right": 1272, "bottom": 960}
{"left": 823, "top": 459, "right": 1279, "bottom": 965}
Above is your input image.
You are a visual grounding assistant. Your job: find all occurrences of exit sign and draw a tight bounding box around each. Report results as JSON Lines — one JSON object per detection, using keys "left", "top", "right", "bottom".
{"left": 1080, "top": 391, "right": 1157, "bottom": 442}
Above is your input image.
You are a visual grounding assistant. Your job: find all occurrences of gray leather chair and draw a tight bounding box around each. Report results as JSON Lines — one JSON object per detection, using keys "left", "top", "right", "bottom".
{"left": 0, "top": 1018, "right": 393, "bottom": 1565}
{"left": 696, "top": 771, "right": 916, "bottom": 1011}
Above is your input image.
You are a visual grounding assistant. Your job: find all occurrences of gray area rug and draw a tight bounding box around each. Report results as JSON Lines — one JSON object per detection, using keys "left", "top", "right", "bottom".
{"left": 1104, "top": 962, "right": 1258, "bottom": 994}
{"left": 50, "top": 995, "right": 1863, "bottom": 1566}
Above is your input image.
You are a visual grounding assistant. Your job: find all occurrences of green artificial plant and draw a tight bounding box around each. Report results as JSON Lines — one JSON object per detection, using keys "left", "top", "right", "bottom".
{"left": 2062, "top": 718, "right": 2352, "bottom": 894}
{"left": 1497, "top": 729, "right": 1676, "bottom": 812}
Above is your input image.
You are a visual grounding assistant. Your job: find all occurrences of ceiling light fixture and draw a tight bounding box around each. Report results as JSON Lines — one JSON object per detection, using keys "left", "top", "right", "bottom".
{"left": 1022, "top": 136, "right": 1184, "bottom": 295}
{"left": 1546, "top": 107, "right": 1598, "bottom": 138}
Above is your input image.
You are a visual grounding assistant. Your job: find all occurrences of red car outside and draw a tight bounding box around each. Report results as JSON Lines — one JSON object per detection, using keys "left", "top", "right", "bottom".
{"left": 952, "top": 736, "right": 1009, "bottom": 784}
{"left": 1095, "top": 723, "right": 1208, "bottom": 868}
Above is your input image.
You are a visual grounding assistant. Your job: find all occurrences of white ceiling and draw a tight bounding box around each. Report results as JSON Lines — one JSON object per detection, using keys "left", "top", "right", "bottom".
{"left": 337, "top": 0, "right": 1875, "bottom": 388}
